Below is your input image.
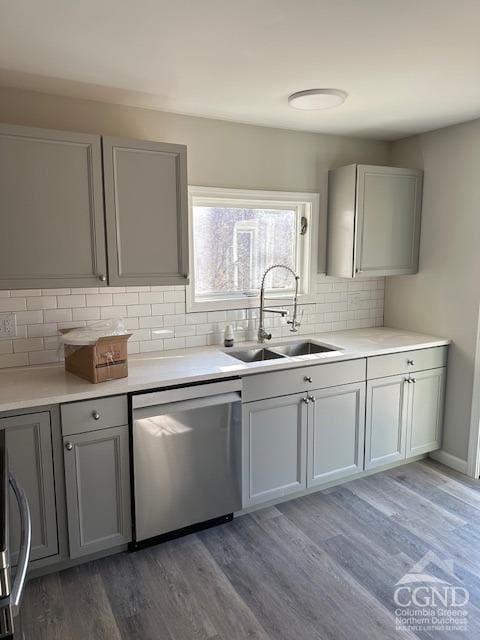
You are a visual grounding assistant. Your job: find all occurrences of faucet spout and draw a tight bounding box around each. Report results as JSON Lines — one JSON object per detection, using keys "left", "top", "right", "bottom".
{"left": 258, "top": 264, "right": 300, "bottom": 343}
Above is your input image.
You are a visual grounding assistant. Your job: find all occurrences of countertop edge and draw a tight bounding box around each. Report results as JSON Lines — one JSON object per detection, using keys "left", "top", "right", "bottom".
{"left": 0, "top": 330, "right": 451, "bottom": 414}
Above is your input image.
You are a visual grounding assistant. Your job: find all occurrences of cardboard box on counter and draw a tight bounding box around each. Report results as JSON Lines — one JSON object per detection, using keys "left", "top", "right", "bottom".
{"left": 60, "top": 328, "right": 132, "bottom": 383}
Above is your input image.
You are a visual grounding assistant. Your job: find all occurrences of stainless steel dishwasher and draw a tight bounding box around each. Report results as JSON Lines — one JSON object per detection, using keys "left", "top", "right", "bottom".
{"left": 130, "top": 378, "right": 242, "bottom": 547}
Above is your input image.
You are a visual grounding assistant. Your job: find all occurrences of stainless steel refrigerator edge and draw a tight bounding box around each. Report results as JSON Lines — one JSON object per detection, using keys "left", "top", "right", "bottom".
{"left": 131, "top": 379, "right": 242, "bottom": 544}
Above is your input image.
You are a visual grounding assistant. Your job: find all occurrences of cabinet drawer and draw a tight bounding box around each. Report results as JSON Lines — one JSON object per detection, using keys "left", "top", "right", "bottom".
{"left": 367, "top": 346, "right": 448, "bottom": 380}
{"left": 61, "top": 395, "right": 128, "bottom": 436}
{"left": 242, "top": 358, "right": 366, "bottom": 403}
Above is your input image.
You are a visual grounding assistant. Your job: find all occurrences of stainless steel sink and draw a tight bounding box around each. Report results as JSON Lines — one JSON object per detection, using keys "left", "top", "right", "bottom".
{"left": 271, "top": 341, "right": 338, "bottom": 357}
{"left": 228, "top": 348, "right": 287, "bottom": 363}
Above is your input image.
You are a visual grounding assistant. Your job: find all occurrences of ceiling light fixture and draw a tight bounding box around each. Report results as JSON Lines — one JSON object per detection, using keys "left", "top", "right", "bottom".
{"left": 288, "top": 88, "right": 348, "bottom": 110}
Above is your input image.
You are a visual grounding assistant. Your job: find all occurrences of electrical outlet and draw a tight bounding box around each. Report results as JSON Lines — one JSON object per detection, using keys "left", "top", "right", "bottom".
{"left": 0, "top": 313, "right": 17, "bottom": 338}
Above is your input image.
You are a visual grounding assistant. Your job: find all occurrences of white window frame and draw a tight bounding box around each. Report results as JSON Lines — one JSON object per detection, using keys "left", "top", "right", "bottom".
{"left": 187, "top": 186, "right": 319, "bottom": 313}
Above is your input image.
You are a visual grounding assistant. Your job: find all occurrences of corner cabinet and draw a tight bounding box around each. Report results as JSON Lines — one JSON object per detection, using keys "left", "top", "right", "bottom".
{"left": 102, "top": 137, "right": 188, "bottom": 286}
{"left": 1, "top": 411, "right": 58, "bottom": 563}
{"left": 365, "top": 348, "right": 447, "bottom": 470}
{"left": 0, "top": 124, "right": 107, "bottom": 289}
{"left": 327, "top": 164, "right": 423, "bottom": 278}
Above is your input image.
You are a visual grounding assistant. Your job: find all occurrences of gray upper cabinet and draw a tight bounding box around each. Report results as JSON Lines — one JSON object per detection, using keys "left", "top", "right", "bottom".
{"left": 0, "top": 123, "right": 107, "bottom": 289}
{"left": 102, "top": 137, "right": 188, "bottom": 286}
{"left": 327, "top": 164, "right": 423, "bottom": 278}
{"left": 1, "top": 412, "right": 58, "bottom": 563}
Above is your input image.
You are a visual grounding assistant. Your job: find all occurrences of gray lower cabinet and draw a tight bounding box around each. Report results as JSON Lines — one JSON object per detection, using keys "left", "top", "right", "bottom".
{"left": 0, "top": 123, "right": 107, "bottom": 289}
{"left": 63, "top": 425, "right": 131, "bottom": 558}
{"left": 365, "top": 368, "right": 446, "bottom": 470}
{"left": 1, "top": 412, "right": 58, "bottom": 562}
{"left": 307, "top": 382, "right": 365, "bottom": 486}
{"left": 327, "top": 163, "right": 423, "bottom": 278}
{"left": 242, "top": 393, "right": 307, "bottom": 507}
{"left": 407, "top": 368, "right": 446, "bottom": 457}
{"left": 365, "top": 374, "right": 408, "bottom": 470}
{"left": 102, "top": 136, "right": 188, "bottom": 286}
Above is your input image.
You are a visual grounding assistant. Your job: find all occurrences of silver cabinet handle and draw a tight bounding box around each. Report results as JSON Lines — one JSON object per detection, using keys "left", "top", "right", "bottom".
{"left": 404, "top": 377, "right": 411, "bottom": 383}
{"left": 92, "top": 411, "right": 100, "bottom": 420}
{"left": 308, "top": 395, "right": 316, "bottom": 403}
{"left": 411, "top": 378, "right": 417, "bottom": 384}
{"left": 65, "top": 442, "right": 73, "bottom": 451}
{"left": 407, "top": 359, "right": 415, "bottom": 365}
{"left": 98, "top": 274, "right": 107, "bottom": 282}
{"left": 302, "top": 397, "right": 310, "bottom": 404}
{"left": 304, "top": 376, "right": 312, "bottom": 383}
{"left": 8, "top": 472, "right": 32, "bottom": 613}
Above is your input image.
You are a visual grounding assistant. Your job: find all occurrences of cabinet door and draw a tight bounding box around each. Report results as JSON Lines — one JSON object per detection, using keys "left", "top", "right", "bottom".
{"left": 1, "top": 412, "right": 58, "bottom": 562}
{"left": 365, "top": 375, "right": 409, "bottom": 470}
{"left": 103, "top": 137, "right": 188, "bottom": 286}
{"left": 355, "top": 165, "right": 423, "bottom": 277}
{"left": 242, "top": 393, "right": 307, "bottom": 507}
{"left": 307, "top": 382, "right": 365, "bottom": 487}
{"left": 407, "top": 368, "right": 445, "bottom": 457}
{"left": 0, "top": 123, "right": 107, "bottom": 289}
{"left": 63, "top": 425, "right": 131, "bottom": 558}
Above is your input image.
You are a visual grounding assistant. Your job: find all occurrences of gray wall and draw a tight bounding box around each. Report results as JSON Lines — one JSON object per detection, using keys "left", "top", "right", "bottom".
{"left": 0, "top": 85, "right": 389, "bottom": 272}
{"left": 385, "top": 118, "right": 480, "bottom": 465}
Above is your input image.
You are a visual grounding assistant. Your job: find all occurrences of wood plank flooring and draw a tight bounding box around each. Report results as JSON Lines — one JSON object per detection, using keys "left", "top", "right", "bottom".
{"left": 20, "top": 460, "right": 480, "bottom": 639}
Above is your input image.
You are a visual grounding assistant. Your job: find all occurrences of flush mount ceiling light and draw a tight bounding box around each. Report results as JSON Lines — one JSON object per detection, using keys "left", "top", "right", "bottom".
{"left": 288, "top": 88, "right": 348, "bottom": 110}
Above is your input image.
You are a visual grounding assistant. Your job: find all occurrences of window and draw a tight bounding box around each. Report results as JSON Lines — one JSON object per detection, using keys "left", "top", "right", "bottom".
{"left": 188, "top": 187, "right": 319, "bottom": 311}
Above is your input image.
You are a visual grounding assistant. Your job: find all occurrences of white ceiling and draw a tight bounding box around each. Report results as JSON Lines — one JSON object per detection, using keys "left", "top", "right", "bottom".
{"left": 1, "top": 0, "right": 480, "bottom": 140}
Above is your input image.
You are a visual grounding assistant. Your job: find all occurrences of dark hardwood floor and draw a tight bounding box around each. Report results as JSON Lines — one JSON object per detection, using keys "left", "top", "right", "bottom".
{"left": 21, "top": 460, "right": 480, "bottom": 639}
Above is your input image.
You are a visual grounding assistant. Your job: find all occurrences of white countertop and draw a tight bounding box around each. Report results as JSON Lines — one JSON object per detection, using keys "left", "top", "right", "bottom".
{"left": 0, "top": 327, "right": 450, "bottom": 413}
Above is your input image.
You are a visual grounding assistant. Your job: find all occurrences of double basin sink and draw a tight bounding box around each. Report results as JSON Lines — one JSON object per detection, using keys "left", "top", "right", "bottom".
{"left": 229, "top": 341, "right": 340, "bottom": 363}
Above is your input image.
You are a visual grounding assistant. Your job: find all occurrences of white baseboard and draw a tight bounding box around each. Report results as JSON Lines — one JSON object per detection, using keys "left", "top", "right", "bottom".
{"left": 429, "top": 450, "right": 469, "bottom": 474}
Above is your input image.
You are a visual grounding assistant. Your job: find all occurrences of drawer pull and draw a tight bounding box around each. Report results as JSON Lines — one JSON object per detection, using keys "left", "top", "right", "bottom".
{"left": 65, "top": 442, "right": 73, "bottom": 451}
{"left": 308, "top": 395, "right": 316, "bottom": 403}
{"left": 302, "top": 397, "right": 310, "bottom": 404}
{"left": 407, "top": 359, "right": 415, "bottom": 365}
{"left": 304, "top": 376, "right": 313, "bottom": 383}
{"left": 92, "top": 411, "right": 101, "bottom": 421}
{"left": 411, "top": 378, "right": 417, "bottom": 384}
{"left": 404, "top": 377, "right": 411, "bottom": 383}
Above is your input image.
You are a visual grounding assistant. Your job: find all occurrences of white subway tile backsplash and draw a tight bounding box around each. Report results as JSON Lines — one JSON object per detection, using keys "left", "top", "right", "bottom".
{"left": 0, "top": 341, "right": 12, "bottom": 354}
{"left": 26, "top": 296, "right": 57, "bottom": 310}
{"left": 0, "top": 353, "right": 29, "bottom": 368}
{"left": 0, "top": 298, "right": 26, "bottom": 312}
{"left": 11, "top": 289, "right": 41, "bottom": 297}
{"left": 72, "top": 307, "right": 101, "bottom": 321}
{"left": 151, "top": 303, "right": 176, "bottom": 315}
{"left": 27, "top": 323, "right": 58, "bottom": 338}
{"left": 44, "top": 309, "right": 72, "bottom": 323}
{"left": 57, "top": 295, "right": 86, "bottom": 309}
{"left": 16, "top": 310, "right": 43, "bottom": 325}
{"left": 86, "top": 294, "right": 113, "bottom": 307}
{"left": 0, "top": 277, "right": 384, "bottom": 369}
{"left": 13, "top": 337, "right": 44, "bottom": 353}
{"left": 100, "top": 306, "right": 127, "bottom": 320}
{"left": 138, "top": 292, "right": 165, "bottom": 304}
{"left": 113, "top": 293, "right": 139, "bottom": 306}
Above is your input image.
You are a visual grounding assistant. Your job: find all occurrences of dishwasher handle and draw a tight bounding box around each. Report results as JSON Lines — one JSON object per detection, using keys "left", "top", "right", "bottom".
{"left": 133, "top": 392, "right": 240, "bottom": 421}
{"left": 132, "top": 379, "right": 241, "bottom": 409}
